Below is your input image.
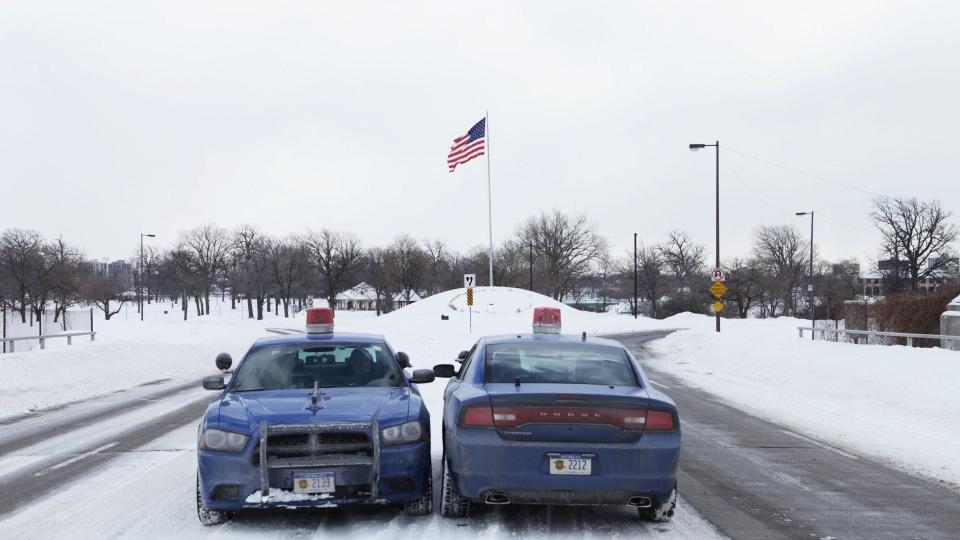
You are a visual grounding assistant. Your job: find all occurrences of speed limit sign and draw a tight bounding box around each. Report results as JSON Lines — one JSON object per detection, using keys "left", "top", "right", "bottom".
{"left": 463, "top": 274, "right": 476, "bottom": 288}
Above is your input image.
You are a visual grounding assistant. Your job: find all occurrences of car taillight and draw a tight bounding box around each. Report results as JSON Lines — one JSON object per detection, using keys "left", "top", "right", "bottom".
{"left": 461, "top": 406, "right": 495, "bottom": 427}
{"left": 645, "top": 410, "right": 676, "bottom": 431}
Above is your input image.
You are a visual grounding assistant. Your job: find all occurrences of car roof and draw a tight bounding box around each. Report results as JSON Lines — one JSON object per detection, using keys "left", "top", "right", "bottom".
{"left": 481, "top": 333, "right": 625, "bottom": 348}
{"left": 250, "top": 332, "right": 389, "bottom": 349}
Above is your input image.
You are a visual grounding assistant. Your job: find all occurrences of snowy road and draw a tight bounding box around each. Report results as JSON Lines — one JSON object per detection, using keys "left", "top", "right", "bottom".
{"left": 4, "top": 329, "right": 958, "bottom": 539}
{"left": 0, "top": 362, "right": 721, "bottom": 539}
{"left": 615, "top": 333, "right": 960, "bottom": 540}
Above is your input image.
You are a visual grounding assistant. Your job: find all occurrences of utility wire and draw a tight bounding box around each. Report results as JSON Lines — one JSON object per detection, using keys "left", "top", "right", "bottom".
{"left": 720, "top": 152, "right": 776, "bottom": 209}
{"left": 723, "top": 146, "right": 883, "bottom": 197}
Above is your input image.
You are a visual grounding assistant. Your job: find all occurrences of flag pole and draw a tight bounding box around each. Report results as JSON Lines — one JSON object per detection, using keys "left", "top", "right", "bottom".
{"left": 486, "top": 110, "right": 494, "bottom": 287}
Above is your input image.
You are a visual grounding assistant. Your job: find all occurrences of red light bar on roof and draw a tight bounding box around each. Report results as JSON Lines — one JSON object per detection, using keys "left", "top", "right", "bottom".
{"left": 532, "top": 307, "right": 561, "bottom": 334}
{"left": 306, "top": 307, "right": 334, "bottom": 334}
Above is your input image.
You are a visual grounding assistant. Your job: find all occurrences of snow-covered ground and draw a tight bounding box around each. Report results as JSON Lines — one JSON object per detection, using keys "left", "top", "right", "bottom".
{"left": 647, "top": 313, "right": 960, "bottom": 489}
{"left": 4, "top": 285, "right": 959, "bottom": 535}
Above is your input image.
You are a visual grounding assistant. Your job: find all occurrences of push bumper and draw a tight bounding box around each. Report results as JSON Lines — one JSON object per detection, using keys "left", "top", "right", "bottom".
{"left": 198, "top": 421, "right": 430, "bottom": 511}
{"left": 446, "top": 428, "right": 679, "bottom": 505}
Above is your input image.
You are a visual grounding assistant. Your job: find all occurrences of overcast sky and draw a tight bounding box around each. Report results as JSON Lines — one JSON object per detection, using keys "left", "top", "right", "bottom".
{"left": 3, "top": 1, "right": 959, "bottom": 267}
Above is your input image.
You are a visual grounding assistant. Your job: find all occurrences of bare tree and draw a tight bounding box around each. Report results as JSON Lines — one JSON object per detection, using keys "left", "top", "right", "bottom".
{"left": 871, "top": 197, "right": 958, "bottom": 292}
{"left": 181, "top": 224, "right": 231, "bottom": 315}
{"left": 518, "top": 210, "right": 607, "bottom": 300}
{"left": 389, "top": 235, "right": 427, "bottom": 302}
{"left": 752, "top": 225, "right": 809, "bottom": 316}
{"left": 304, "top": 230, "right": 364, "bottom": 309}
{"left": 724, "top": 258, "right": 764, "bottom": 318}
{"left": 81, "top": 269, "right": 128, "bottom": 320}
{"left": 659, "top": 230, "right": 706, "bottom": 293}
{"left": 0, "top": 229, "right": 45, "bottom": 322}
{"left": 363, "top": 247, "right": 395, "bottom": 315}
{"left": 269, "top": 237, "right": 310, "bottom": 317}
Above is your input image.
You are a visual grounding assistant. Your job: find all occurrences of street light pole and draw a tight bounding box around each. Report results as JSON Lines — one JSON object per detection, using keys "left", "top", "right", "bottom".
{"left": 139, "top": 233, "right": 156, "bottom": 322}
{"left": 689, "top": 141, "right": 720, "bottom": 332}
{"left": 796, "top": 212, "right": 815, "bottom": 339}
{"left": 633, "top": 232, "right": 638, "bottom": 319}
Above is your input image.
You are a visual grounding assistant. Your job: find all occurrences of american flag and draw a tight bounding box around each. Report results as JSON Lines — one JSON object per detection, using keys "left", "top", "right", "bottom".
{"left": 447, "top": 118, "right": 486, "bottom": 172}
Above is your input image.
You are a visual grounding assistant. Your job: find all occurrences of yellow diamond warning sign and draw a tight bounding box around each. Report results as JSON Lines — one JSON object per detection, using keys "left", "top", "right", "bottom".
{"left": 712, "top": 301, "right": 724, "bottom": 313}
{"left": 709, "top": 282, "right": 727, "bottom": 298}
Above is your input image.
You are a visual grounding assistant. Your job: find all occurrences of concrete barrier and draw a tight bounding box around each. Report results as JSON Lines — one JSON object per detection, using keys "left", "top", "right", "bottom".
{"left": 942, "top": 294, "right": 960, "bottom": 351}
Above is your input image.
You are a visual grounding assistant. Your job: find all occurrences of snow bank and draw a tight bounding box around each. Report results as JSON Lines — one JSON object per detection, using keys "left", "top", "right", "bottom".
{"left": 648, "top": 314, "right": 960, "bottom": 487}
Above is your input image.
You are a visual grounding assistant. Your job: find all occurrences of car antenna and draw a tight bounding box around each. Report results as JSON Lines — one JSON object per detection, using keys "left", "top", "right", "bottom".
{"left": 307, "top": 379, "right": 323, "bottom": 412}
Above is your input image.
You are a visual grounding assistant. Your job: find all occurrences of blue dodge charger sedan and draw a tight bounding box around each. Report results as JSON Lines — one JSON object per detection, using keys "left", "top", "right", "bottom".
{"left": 196, "top": 307, "right": 437, "bottom": 525}
{"left": 435, "top": 307, "right": 680, "bottom": 521}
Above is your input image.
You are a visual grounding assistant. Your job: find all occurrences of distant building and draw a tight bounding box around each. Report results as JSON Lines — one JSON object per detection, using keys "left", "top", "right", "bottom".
{"left": 335, "top": 282, "right": 379, "bottom": 311}
{"left": 107, "top": 260, "right": 133, "bottom": 286}
{"left": 86, "top": 260, "right": 108, "bottom": 276}
{"left": 334, "top": 282, "right": 422, "bottom": 311}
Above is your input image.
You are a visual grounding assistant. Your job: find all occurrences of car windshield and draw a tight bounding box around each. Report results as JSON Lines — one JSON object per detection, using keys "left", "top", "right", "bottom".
{"left": 230, "top": 342, "right": 403, "bottom": 391}
{"left": 484, "top": 342, "right": 638, "bottom": 386}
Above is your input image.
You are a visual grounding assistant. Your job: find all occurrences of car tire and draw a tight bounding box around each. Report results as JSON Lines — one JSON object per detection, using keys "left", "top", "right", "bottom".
{"left": 402, "top": 462, "right": 434, "bottom": 516}
{"left": 196, "top": 474, "right": 231, "bottom": 526}
{"left": 639, "top": 485, "right": 677, "bottom": 522}
{"left": 439, "top": 454, "right": 471, "bottom": 518}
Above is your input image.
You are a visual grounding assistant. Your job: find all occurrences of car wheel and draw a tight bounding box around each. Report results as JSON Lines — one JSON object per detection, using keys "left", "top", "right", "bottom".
{"left": 196, "top": 474, "right": 231, "bottom": 526}
{"left": 402, "top": 462, "right": 434, "bottom": 516}
{"left": 440, "top": 453, "right": 471, "bottom": 518}
{"left": 639, "top": 485, "right": 677, "bottom": 522}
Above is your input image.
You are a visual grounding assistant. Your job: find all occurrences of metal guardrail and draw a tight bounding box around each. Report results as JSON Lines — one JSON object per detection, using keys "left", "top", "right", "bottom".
{"left": 798, "top": 326, "right": 960, "bottom": 347}
{"left": 0, "top": 331, "right": 96, "bottom": 352}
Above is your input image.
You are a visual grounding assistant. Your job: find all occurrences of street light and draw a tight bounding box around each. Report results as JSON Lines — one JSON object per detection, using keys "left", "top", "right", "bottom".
{"left": 796, "top": 212, "right": 815, "bottom": 339}
{"left": 689, "top": 141, "right": 720, "bottom": 332}
{"left": 139, "top": 233, "right": 156, "bottom": 322}
{"left": 633, "top": 232, "right": 638, "bottom": 319}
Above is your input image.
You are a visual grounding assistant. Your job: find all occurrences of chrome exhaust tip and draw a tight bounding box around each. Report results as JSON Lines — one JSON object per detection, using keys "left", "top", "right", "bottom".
{"left": 627, "top": 496, "right": 652, "bottom": 508}
{"left": 483, "top": 492, "right": 511, "bottom": 505}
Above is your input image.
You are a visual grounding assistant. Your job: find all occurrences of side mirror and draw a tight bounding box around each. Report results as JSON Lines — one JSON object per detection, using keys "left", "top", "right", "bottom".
{"left": 202, "top": 375, "right": 226, "bottom": 391}
{"left": 215, "top": 352, "right": 233, "bottom": 371}
{"left": 456, "top": 350, "right": 469, "bottom": 363}
{"left": 396, "top": 351, "right": 412, "bottom": 369}
{"left": 409, "top": 369, "right": 436, "bottom": 384}
{"left": 433, "top": 364, "right": 456, "bottom": 378}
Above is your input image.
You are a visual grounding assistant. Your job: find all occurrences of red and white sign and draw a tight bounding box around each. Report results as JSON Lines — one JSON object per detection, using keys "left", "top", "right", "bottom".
{"left": 710, "top": 267, "right": 726, "bottom": 282}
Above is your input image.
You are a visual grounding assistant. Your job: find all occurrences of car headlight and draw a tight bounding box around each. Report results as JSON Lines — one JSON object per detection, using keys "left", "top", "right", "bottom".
{"left": 380, "top": 421, "right": 424, "bottom": 445}
{"left": 199, "top": 429, "right": 250, "bottom": 452}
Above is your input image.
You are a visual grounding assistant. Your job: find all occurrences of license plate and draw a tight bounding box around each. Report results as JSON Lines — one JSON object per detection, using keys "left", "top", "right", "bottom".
{"left": 293, "top": 471, "right": 336, "bottom": 494}
{"left": 549, "top": 454, "right": 592, "bottom": 475}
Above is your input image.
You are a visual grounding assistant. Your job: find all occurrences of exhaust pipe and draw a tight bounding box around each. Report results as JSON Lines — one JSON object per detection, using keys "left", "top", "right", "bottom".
{"left": 483, "top": 492, "right": 511, "bottom": 505}
{"left": 627, "top": 496, "right": 652, "bottom": 508}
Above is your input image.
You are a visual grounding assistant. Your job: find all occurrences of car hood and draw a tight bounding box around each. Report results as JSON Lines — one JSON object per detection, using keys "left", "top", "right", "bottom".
{"left": 214, "top": 387, "right": 412, "bottom": 433}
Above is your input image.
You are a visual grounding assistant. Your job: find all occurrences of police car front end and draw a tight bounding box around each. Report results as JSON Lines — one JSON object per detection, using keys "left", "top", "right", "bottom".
{"left": 195, "top": 308, "right": 434, "bottom": 525}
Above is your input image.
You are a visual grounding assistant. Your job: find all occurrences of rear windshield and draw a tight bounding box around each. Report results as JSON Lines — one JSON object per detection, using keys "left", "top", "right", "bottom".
{"left": 484, "top": 342, "right": 638, "bottom": 386}
{"left": 230, "top": 342, "right": 403, "bottom": 391}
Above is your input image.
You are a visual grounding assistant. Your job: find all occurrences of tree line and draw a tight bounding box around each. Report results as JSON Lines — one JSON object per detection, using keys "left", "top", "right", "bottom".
{"left": 1, "top": 196, "right": 955, "bottom": 322}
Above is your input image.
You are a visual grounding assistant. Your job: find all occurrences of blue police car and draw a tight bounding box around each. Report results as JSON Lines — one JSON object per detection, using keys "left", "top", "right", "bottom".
{"left": 196, "top": 307, "right": 437, "bottom": 525}
{"left": 435, "top": 307, "right": 680, "bottom": 521}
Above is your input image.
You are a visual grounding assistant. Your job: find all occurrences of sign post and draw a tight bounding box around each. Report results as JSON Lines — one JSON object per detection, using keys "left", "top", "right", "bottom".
{"left": 709, "top": 267, "right": 726, "bottom": 323}
{"left": 464, "top": 274, "right": 476, "bottom": 332}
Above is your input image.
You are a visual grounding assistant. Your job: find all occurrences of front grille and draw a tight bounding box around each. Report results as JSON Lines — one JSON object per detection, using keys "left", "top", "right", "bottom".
{"left": 254, "top": 431, "right": 372, "bottom": 465}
